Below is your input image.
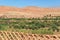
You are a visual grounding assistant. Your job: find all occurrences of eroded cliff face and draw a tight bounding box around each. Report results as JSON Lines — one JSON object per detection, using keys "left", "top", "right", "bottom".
{"left": 0, "top": 6, "right": 60, "bottom": 18}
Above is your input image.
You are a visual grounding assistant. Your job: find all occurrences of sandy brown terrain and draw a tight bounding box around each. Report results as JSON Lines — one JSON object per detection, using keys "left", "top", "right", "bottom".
{"left": 0, "top": 6, "right": 60, "bottom": 40}
{"left": 0, "top": 6, "right": 60, "bottom": 18}
{"left": 0, "top": 31, "right": 60, "bottom": 40}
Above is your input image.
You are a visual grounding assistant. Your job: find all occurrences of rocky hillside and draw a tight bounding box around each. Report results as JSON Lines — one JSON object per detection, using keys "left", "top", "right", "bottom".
{"left": 0, "top": 6, "right": 60, "bottom": 18}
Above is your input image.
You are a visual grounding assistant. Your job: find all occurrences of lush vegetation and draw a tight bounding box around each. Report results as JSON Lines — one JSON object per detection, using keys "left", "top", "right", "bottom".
{"left": 0, "top": 16, "right": 60, "bottom": 34}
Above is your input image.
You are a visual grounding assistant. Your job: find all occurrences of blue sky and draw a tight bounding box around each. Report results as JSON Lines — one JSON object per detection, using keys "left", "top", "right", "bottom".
{"left": 0, "top": 0, "right": 60, "bottom": 8}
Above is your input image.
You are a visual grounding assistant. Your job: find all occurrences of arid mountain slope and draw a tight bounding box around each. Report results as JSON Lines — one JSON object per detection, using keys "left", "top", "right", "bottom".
{"left": 0, "top": 6, "right": 60, "bottom": 18}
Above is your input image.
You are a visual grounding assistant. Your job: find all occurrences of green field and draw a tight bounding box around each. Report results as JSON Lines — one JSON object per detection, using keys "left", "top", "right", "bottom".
{"left": 0, "top": 16, "right": 60, "bottom": 34}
